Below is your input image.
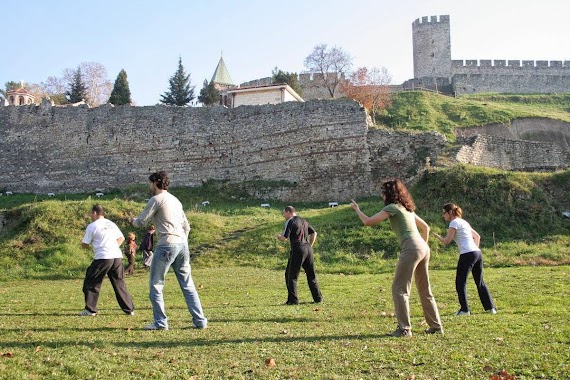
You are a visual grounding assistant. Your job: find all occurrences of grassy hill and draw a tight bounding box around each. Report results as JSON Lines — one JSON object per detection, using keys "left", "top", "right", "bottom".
{"left": 1, "top": 166, "right": 568, "bottom": 280}
{"left": 376, "top": 92, "right": 570, "bottom": 139}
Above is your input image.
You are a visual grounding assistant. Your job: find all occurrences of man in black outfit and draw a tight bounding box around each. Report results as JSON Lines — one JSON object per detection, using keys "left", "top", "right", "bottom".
{"left": 276, "top": 206, "right": 323, "bottom": 305}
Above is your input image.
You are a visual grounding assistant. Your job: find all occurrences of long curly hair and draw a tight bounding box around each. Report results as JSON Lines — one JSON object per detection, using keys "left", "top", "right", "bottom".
{"left": 381, "top": 179, "right": 416, "bottom": 212}
{"left": 148, "top": 171, "right": 170, "bottom": 190}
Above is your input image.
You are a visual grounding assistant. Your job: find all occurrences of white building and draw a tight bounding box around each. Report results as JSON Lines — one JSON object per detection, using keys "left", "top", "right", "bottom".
{"left": 227, "top": 83, "right": 304, "bottom": 108}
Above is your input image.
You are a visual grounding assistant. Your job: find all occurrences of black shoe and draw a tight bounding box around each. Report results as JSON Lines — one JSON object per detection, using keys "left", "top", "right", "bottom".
{"left": 285, "top": 301, "right": 298, "bottom": 305}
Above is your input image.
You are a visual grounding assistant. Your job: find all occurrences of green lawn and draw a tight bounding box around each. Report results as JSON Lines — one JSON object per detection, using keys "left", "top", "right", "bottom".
{"left": 0, "top": 265, "right": 568, "bottom": 379}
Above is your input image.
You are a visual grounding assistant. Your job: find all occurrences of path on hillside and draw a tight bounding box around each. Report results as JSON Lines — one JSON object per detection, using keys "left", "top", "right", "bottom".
{"left": 191, "top": 224, "right": 262, "bottom": 256}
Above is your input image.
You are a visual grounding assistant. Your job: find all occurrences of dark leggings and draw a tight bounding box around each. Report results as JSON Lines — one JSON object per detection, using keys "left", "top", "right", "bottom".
{"left": 456, "top": 250, "right": 495, "bottom": 312}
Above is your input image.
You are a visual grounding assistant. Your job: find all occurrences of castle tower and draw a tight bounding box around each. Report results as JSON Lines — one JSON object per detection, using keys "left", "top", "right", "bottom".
{"left": 412, "top": 15, "right": 451, "bottom": 79}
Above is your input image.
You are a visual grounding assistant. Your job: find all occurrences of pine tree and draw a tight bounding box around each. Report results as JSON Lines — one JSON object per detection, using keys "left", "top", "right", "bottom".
{"left": 66, "top": 67, "right": 87, "bottom": 103}
{"left": 108, "top": 69, "right": 132, "bottom": 105}
{"left": 160, "top": 57, "right": 195, "bottom": 106}
{"left": 272, "top": 68, "right": 303, "bottom": 97}
{"left": 198, "top": 79, "right": 220, "bottom": 106}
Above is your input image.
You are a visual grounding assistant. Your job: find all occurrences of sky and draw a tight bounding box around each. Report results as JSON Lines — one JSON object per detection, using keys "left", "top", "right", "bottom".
{"left": 2, "top": 0, "right": 569, "bottom": 106}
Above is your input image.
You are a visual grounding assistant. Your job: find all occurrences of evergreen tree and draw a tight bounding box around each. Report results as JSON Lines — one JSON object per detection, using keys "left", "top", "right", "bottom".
{"left": 272, "top": 67, "right": 303, "bottom": 97}
{"left": 108, "top": 69, "right": 132, "bottom": 105}
{"left": 160, "top": 57, "right": 195, "bottom": 106}
{"left": 198, "top": 79, "right": 220, "bottom": 106}
{"left": 66, "top": 67, "right": 87, "bottom": 103}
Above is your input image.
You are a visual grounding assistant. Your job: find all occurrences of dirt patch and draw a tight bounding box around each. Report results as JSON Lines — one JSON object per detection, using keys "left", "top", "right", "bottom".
{"left": 455, "top": 117, "right": 570, "bottom": 150}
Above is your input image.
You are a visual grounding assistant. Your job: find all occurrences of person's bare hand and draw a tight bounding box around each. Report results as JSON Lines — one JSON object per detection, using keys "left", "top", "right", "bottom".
{"left": 350, "top": 199, "right": 359, "bottom": 211}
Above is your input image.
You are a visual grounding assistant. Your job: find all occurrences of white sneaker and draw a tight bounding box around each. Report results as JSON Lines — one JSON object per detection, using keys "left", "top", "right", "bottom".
{"left": 79, "top": 309, "right": 97, "bottom": 317}
{"left": 455, "top": 310, "right": 470, "bottom": 316}
{"left": 486, "top": 308, "right": 497, "bottom": 315}
{"left": 144, "top": 322, "right": 168, "bottom": 331}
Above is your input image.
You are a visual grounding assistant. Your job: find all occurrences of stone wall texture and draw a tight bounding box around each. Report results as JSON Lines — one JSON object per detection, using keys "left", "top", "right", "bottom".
{"left": 456, "top": 134, "right": 570, "bottom": 171}
{"left": 0, "top": 100, "right": 445, "bottom": 201}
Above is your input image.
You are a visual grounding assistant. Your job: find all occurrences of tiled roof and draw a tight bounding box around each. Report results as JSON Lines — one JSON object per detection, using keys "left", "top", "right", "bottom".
{"left": 6, "top": 88, "right": 31, "bottom": 95}
{"left": 211, "top": 57, "right": 234, "bottom": 86}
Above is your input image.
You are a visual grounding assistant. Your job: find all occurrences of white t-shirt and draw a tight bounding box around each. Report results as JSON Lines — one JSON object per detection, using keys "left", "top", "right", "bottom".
{"left": 82, "top": 218, "right": 124, "bottom": 260}
{"left": 449, "top": 218, "right": 480, "bottom": 254}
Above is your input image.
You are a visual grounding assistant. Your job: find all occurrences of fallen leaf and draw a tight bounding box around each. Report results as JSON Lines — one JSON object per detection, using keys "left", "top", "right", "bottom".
{"left": 1, "top": 352, "right": 14, "bottom": 358}
{"left": 280, "top": 329, "right": 288, "bottom": 335}
{"left": 35, "top": 346, "right": 42, "bottom": 353}
{"left": 265, "top": 358, "right": 276, "bottom": 368}
{"left": 483, "top": 365, "right": 494, "bottom": 372}
{"left": 313, "top": 308, "right": 320, "bottom": 312}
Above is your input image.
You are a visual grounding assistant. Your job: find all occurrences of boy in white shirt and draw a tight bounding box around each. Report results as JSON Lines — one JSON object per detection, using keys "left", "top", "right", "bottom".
{"left": 80, "top": 204, "right": 135, "bottom": 316}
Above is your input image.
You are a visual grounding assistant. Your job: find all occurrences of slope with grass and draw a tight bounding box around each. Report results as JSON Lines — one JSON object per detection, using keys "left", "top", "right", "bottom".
{"left": 376, "top": 92, "right": 570, "bottom": 140}
{"left": 0, "top": 166, "right": 568, "bottom": 280}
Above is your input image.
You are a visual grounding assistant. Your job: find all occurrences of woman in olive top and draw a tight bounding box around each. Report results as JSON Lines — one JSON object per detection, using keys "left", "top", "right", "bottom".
{"left": 351, "top": 179, "right": 443, "bottom": 337}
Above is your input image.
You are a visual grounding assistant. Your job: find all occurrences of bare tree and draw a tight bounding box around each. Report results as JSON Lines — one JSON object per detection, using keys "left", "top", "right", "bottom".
{"left": 62, "top": 62, "right": 112, "bottom": 107}
{"left": 304, "top": 44, "right": 353, "bottom": 98}
{"left": 341, "top": 66, "right": 392, "bottom": 124}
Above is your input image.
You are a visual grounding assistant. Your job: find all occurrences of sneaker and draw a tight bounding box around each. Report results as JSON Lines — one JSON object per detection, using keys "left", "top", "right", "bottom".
{"left": 192, "top": 324, "right": 207, "bottom": 329}
{"left": 455, "top": 310, "right": 470, "bottom": 316}
{"left": 486, "top": 308, "right": 497, "bottom": 315}
{"left": 79, "top": 309, "right": 97, "bottom": 317}
{"left": 284, "top": 301, "right": 298, "bottom": 305}
{"left": 144, "top": 322, "right": 168, "bottom": 331}
{"left": 424, "top": 327, "right": 444, "bottom": 335}
{"left": 126, "top": 311, "right": 135, "bottom": 316}
{"left": 387, "top": 327, "right": 412, "bottom": 337}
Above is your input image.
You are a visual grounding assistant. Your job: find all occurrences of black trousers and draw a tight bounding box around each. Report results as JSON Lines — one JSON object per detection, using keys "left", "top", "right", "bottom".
{"left": 285, "top": 244, "right": 322, "bottom": 304}
{"left": 82, "top": 258, "right": 135, "bottom": 314}
{"left": 456, "top": 251, "right": 495, "bottom": 312}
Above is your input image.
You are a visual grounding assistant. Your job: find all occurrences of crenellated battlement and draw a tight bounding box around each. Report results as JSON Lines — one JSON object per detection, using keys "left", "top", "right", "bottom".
{"left": 451, "top": 59, "right": 569, "bottom": 69}
{"left": 414, "top": 15, "right": 570, "bottom": 94}
{"left": 412, "top": 15, "right": 449, "bottom": 26}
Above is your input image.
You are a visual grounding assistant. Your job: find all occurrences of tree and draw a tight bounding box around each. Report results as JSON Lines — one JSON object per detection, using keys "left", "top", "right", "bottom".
{"left": 198, "top": 79, "right": 220, "bottom": 106}
{"left": 108, "top": 69, "right": 132, "bottom": 105}
{"left": 271, "top": 67, "right": 303, "bottom": 97}
{"left": 304, "top": 44, "right": 353, "bottom": 98}
{"left": 160, "top": 57, "right": 195, "bottom": 106}
{"left": 66, "top": 67, "right": 87, "bottom": 103}
{"left": 1, "top": 81, "right": 20, "bottom": 97}
{"left": 39, "top": 76, "right": 68, "bottom": 104}
{"left": 341, "top": 66, "right": 393, "bottom": 124}
{"left": 62, "top": 62, "right": 112, "bottom": 107}
{"left": 40, "top": 76, "right": 68, "bottom": 104}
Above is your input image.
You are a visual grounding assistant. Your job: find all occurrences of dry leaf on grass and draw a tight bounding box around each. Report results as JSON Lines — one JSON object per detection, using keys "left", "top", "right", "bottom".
{"left": 265, "top": 358, "right": 276, "bottom": 367}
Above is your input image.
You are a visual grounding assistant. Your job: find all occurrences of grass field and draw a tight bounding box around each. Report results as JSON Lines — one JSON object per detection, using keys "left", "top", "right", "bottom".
{"left": 0, "top": 265, "right": 568, "bottom": 379}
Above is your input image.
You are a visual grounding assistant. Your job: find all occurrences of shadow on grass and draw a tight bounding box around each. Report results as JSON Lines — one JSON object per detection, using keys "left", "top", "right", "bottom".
{"left": 0, "top": 332, "right": 396, "bottom": 349}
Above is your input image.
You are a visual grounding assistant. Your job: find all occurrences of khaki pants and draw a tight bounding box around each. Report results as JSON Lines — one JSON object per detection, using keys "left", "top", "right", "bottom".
{"left": 392, "top": 237, "right": 442, "bottom": 331}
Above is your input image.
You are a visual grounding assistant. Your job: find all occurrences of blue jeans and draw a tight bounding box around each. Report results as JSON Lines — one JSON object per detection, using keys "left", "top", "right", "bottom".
{"left": 149, "top": 243, "right": 207, "bottom": 329}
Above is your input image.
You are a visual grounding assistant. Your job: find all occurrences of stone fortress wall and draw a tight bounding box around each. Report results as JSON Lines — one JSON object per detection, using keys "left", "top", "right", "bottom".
{"left": 0, "top": 100, "right": 445, "bottom": 201}
{"left": 1, "top": 100, "right": 568, "bottom": 200}
{"left": 408, "top": 15, "right": 570, "bottom": 95}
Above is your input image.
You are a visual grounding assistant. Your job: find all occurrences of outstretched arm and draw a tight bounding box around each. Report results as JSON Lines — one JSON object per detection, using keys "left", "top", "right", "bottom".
{"left": 351, "top": 199, "right": 389, "bottom": 226}
{"left": 433, "top": 227, "right": 456, "bottom": 246}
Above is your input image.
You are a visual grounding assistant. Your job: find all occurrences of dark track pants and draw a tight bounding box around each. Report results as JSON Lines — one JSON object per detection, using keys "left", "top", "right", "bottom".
{"left": 82, "top": 258, "right": 135, "bottom": 314}
{"left": 456, "top": 250, "right": 495, "bottom": 312}
{"left": 285, "top": 244, "right": 322, "bottom": 304}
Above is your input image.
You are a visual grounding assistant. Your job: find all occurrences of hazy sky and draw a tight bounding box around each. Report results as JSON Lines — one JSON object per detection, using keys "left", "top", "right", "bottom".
{"left": 2, "top": 0, "right": 568, "bottom": 105}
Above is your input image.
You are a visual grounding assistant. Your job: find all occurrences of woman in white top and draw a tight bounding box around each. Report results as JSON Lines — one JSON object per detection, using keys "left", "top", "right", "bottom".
{"left": 433, "top": 203, "right": 496, "bottom": 316}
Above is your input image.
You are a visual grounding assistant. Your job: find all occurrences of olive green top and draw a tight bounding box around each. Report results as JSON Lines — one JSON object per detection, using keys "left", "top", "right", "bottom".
{"left": 382, "top": 203, "right": 420, "bottom": 245}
